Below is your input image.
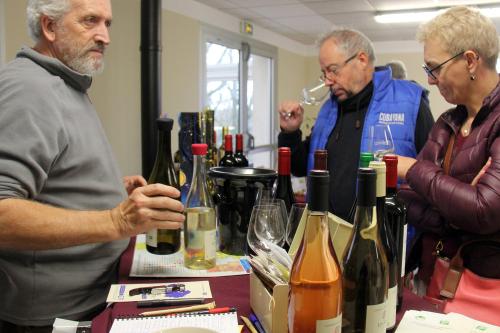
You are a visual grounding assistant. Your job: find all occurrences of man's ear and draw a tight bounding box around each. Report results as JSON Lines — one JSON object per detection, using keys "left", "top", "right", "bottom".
{"left": 357, "top": 51, "right": 370, "bottom": 68}
{"left": 40, "top": 15, "right": 57, "bottom": 42}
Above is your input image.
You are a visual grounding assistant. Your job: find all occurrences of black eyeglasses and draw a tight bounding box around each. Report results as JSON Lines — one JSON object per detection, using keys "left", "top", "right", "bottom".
{"left": 320, "top": 53, "right": 358, "bottom": 81}
{"left": 422, "top": 51, "right": 465, "bottom": 80}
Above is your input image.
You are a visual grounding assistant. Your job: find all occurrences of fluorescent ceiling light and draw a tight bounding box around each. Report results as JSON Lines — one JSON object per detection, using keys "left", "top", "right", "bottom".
{"left": 375, "top": 6, "right": 500, "bottom": 24}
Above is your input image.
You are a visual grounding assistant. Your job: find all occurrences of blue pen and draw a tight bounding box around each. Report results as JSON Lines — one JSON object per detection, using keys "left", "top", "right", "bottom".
{"left": 249, "top": 313, "right": 266, "bottom": 333}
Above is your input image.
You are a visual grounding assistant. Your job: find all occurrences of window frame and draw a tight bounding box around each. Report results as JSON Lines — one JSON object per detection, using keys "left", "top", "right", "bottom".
{"left": 201, "top": 26, "right": 278, "bottom": 168}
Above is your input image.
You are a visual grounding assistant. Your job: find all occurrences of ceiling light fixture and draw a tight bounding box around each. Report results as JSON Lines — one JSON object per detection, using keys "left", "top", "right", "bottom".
{"left": 374, "top": 6, "right": 500, "bottom": 24}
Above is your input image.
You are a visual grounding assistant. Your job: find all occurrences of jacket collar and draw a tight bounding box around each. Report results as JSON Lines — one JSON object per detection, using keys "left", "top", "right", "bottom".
{"left": 16, "top": 46, "right": 92, "bottom": 92}
{"left": 442, "top": 75, "right": 500, "bottom": 133}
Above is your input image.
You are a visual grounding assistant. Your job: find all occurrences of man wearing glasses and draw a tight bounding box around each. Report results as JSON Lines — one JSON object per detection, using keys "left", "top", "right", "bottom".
{"left": 278, "top": 28, "right": 434, "bottom": 222}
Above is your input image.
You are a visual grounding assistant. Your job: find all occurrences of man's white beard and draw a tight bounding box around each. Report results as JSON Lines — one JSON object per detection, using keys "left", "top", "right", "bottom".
{"left": 56, "top": 27, "right": 106, "bottom": 76}
{"left": 66, "top": 51, "right": 105, "bottom": 76}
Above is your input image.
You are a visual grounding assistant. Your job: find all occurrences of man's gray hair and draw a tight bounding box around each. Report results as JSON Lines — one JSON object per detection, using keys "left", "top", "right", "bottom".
{"left": 386, "top": 60, "right": 407, "bottom": 79}
{"left": 317, "top": 28, "right": 376, "bottom": 64}
{"left": 27, "top": 0, "right": 70, "bottom": 42}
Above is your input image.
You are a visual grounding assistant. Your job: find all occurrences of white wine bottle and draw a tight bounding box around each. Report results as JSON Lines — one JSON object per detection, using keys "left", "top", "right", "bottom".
{"left": 184, "top": 143, "right": 216, "bottom": 269}
{"left": 342, "top": 168, "right": 388, "bottom": 333}
{"left": 370, "top": 161, "right": 398, "bottom": 331}
{"left": 146, "top": 118, "right": 181, "bottom": 255}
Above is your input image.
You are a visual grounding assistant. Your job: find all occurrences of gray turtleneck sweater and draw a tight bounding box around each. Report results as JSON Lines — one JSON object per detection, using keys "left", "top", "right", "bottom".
{"left": 0, "top": 47, "right": 128, "bottom": 326}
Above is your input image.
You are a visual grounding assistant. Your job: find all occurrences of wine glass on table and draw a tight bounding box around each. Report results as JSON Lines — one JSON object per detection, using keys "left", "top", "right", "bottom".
{"left": 247, "top": 204, "right": 286, "bottom": 254}
{"left": 369, "top": 123, "right": 395, "bottom": 161}
{"left": 280, "top": 79, "right": 330, "bottom": 119}
{"left": 285, "top": 202, "right": 307, "bottom": 247}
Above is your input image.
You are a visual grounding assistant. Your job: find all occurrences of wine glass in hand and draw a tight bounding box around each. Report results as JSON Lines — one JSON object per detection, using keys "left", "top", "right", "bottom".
{"left": 279, "top": 80, "right": 329, "bottom": 121}
{"left": 369, "top": 124, "right": 395, "bottom": 161}
{"left": 300, "top": 80, "right": 329, "bottom": 106}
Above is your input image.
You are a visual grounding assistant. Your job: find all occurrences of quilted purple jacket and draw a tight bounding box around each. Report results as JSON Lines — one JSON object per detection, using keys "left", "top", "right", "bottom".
{"left": 399, "top": 81, "right": 500, "bottom": 278}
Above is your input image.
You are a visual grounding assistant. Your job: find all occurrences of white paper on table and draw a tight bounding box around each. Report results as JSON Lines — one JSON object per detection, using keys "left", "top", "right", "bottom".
{"left": 130, "top": 234, "right": 250, "bottom": 277}
{"left": 106, "top": 280, "right": 212, "bottom": 303}
{"left": 396, "top": 310, "right": 500, "bottom": 333}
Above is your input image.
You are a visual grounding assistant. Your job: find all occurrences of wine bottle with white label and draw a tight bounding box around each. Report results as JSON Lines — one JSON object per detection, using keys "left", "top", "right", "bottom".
{"left": 370, "top": 161, "right": 398, "bottom": 331}
{"left": 342, "top": 168, "right": 388, "bottom": 333}
{"left": 146, "top": 118, "right": 181, "bottom": 255}
{"left": 184, "top": 143, "right": 216, "bottom": 269}
{"left": 383, "top": 154, "right": 408, "bottom": 311}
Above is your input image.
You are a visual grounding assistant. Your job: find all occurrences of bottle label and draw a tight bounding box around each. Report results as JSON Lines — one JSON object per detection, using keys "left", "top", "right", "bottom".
{"left": 146, "top": 230, "right": 157, "bottom": 247}
{"left": 316, "top": 314, "right": 342, "bottom": 333}
{"left": 186, "top": 229, "right": 217, "bottom": 260}
{"left": 401, "top": 224, "right": 408, "bottom": 277}
{"left": 386, "top": 286, "right": 397, "bottom": 328}
{"left": 204, "top": 229, "right": 217, "bottom": 260}
{"left": 365, "top": 302, "right": 386, "bottom": 333}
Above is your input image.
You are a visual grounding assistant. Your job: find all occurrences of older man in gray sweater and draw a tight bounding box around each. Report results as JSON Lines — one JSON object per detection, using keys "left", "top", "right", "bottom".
{"left": 0, "top": 1, "right": 185, "bottom": 332}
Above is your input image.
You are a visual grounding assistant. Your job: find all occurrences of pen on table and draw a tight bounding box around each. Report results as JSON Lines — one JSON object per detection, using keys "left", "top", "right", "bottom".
{"left": 137, "top": 298, "right": 205, "bottom": 308}
{"left": 185, "top": 307, "right": 236, "bottom": 316}
{"left": 240, "top": 316, "right": 258, "bottom": 333}
{"left": 249, "top": 313, "right": 266, "bottom": 333}
{"left": 140, "top": 301, "right": 215, "bottom": 316}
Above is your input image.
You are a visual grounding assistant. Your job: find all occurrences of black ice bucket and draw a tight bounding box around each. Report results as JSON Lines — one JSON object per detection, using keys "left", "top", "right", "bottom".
{"left": 208, "top": 167, "right": 277, "bottom": 255}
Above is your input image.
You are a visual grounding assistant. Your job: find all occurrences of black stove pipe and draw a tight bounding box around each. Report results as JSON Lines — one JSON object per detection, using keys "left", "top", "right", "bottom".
{"left": 140, "top": 0, "right": 162, "bottom": 178}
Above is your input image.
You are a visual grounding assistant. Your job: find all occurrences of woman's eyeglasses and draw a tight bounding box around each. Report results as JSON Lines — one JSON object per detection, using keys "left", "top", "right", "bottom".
{"left": 422, "top": 51, "right": 465, "bottom": 80}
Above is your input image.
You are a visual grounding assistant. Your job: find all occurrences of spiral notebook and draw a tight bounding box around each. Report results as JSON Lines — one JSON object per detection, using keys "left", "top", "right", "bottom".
{"left": 108, "top": 312, "right": 239, "bottom": 333}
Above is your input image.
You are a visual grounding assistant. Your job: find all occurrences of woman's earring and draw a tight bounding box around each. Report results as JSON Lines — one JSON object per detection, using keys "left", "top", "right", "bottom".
{"left": 470, "top": 74, "right": 476, "bottom": 81}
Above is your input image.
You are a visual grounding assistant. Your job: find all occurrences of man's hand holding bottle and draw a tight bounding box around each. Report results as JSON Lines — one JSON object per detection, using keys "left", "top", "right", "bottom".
{"left": 111, "top": 183, "right": 185, "bottom": 238}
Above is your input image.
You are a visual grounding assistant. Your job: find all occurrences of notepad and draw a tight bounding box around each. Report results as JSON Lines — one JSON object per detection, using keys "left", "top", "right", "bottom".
{"left": 108, "top": 312, "right": 239, "bottom": 333}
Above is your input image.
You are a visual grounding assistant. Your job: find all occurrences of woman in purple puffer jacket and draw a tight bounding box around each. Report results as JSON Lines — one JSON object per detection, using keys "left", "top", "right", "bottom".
{"left": 396, "top": 6, "right": 500, "bottom": 294}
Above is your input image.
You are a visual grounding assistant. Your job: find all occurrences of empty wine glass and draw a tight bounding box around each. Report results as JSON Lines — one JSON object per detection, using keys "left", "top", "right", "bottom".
{"left": 280, "top": 79, "right": 330, "bottom": 118}
{"left": 369, "top": 124, "right": 395, "bottom": 161}
{"left": 247, "top": 204, "right": 286, "bottom": 254}
{"left": 300, "top": 80, "right": 329, "bottom": 106}
{"left": 285, "top": 203, "right": 307, "bottom": 246}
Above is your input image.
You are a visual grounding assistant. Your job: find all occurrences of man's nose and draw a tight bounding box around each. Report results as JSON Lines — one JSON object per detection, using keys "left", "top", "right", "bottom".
{"left": 95, "top": 22, "right": 110, "bottom": 45}
{"left": 427, "top": 75, "right": 437, "bottom": 85}
{"left": 323, "top": 76, "right": 335, "bottom": 86}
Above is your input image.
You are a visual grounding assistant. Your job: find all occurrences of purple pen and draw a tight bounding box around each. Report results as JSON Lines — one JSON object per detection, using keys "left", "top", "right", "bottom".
{"left": 249, "top": 313, "right": 266, "bottom": 333}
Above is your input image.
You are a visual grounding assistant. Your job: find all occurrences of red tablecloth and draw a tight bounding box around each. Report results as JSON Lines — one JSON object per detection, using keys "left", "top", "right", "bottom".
{"left": 91, "top": 238, "right": 438, "bottom": 333}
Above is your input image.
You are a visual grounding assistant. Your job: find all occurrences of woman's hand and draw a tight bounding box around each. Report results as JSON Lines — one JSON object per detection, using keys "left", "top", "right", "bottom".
{"left": 471, "top": 157, "right": 492, "bottom": 186}
{"left": 396, "top": 155, "right": 417, "bottom": 179}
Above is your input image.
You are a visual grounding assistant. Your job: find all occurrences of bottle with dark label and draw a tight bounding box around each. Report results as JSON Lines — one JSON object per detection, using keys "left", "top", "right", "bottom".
{"left": 314, "top": 149, "right": 328, "bottom": 170}
{"left": 274, "top": 147, "right": 295, "bottom": 213}
{"left": 184, "top": 144, "right": 216, "bottom": 269}
{"left": 383, "top": 154, "right": 407, "bottom": 311}
{"left": 342, "top": 168, "right": 388, "bottom": 333}
{"left": 146, "top": 117, "right": 181, "bottom": 255}
{"left": 370, "top": 161, "right": 398, "bottom": 331}
{"left": 219, "top": 134, "right": 237, "bottom": 167}
{"left": 288, "top": 170, "right": 342, "bottom": 333}
{"left": 234, "top": 133, "right": 249, "bottom": 167}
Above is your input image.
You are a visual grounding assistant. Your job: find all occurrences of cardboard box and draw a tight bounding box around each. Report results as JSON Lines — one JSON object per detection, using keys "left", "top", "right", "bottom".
{"left": 249, "top": 272, "right": 288, "bottom": 333}
{"left": 288, "top": 208, "right": 353, "bottom": 259}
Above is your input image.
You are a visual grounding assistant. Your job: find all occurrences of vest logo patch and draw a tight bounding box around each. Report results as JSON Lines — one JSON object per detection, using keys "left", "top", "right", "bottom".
{"left": 379, "top": 112, "right": 405, "bottom": 125}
